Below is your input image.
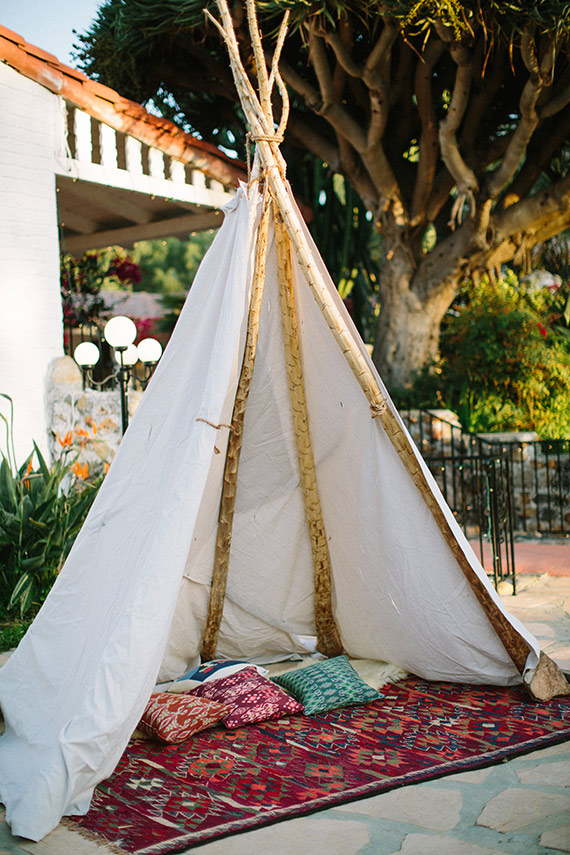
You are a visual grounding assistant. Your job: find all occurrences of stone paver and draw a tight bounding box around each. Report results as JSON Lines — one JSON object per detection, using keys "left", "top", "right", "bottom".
{"left": 540, "top": 823, "right": 570, "bottom": 853}
{"left": 389, "top": 833, "right": 505, "bottom": 855}
{"left": 446, "top": 768, "right": 493, "bottom": 784}
{"left": 526, "top": 622, "right": 557, "bottom": 638}
{"left": 516, "top": 759, "right": 570, "bottom": 787}
{"left": 537, "top": 742, "right": 570, "bottom": 759}
{"left": 195, "top": 817, "right": 370, "bottom": 855}
{"left": 476, "top": 788, "right": 570, "bottom": 832}
{"left": 335, "top": 785, "right": 462, "bottom": 832}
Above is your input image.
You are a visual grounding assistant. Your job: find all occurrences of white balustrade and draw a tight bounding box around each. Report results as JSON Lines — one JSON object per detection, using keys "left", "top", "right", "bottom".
{"left": 73, "top": 108, "right": 92, "bottom": 163}
{"left": 62, "top": 101, "right": 234, "bottom": 210}
{"left": 99, "top": 123, "right": 118, "bottom": 169}
{"left": 125, "top": 136, "right": 144, "bottom": 174}
{"left": 191, "top": 170, "right": 206, "bottom": 189}
{"left": 148, "top": 147, "right": 165, "bottom": 180}
{"left": 169, "top": 159, "right": 186, "bottom": 184}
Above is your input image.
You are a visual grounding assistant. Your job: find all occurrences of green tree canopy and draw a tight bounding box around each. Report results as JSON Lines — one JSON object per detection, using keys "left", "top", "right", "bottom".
{"left": 77, "top": 0, "right": 570, "bottom": 387}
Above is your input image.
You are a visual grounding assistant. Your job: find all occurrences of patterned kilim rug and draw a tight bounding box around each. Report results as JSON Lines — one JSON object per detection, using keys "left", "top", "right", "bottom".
{"left": 70, "top": 678, "right": 570, "bottom": 854}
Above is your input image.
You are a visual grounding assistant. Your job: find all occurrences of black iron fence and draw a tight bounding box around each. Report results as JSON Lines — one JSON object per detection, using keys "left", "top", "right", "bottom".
{"left": 401, "top": 409, "right": 570, "bottom": 588}
{"left": 476, "top": 437, "right": 570, "bottom": 537}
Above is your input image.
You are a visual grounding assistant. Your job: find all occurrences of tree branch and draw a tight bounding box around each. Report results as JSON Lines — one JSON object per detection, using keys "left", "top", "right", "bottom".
{"left": 438, "top": 40, "right": 478, "bottom": 218}
{"left": 362, "top": 146, "right": 404, "bottom": 213}
{"left": 287, "top": 112, "right": 340, "bottom": 170}
{"left": 390, "top": 42, "right": 414, "bottom": 109}
{"left": 338, "top": 136, "right": 378, "bottom": 210}
{"left": 389, "top": 46, "right": 416, "bottom": 156}
{"left": 539, "top": 69, "right": 570, "bottom": 118}
{"left": 426, "top": 171, "right": 455, "bottom": 223}
{"left": 366, "top": 88, "right": 389, "bottom": 150}
{"left": 502, "top": 106, "right": 570, "bottom": 205}
{"left": 305, "top": 27, "right": 368, "bottom": 152}
{"left": 321, "top": 29, "right": 362, "bottom": 78}
{"left": 465, "top": 172, "right": 570, "bottom": 272}
{"left": 411, "top": 39, "right": 445, "bottom": 225}
{"left": 320, "top": 24, "right": 392, "bottom": 151}
{"left": 485, "top": 31, "right": 556, "bottom": 200}
{"left": 459, "top": 46, "right": 506, "bottom": 152}
{"left": 364, "top": 19, "right": 399, "bottom": 77}
{"left": 279, "top": 59, "right": 321, "bottom": 110}
{"left": 493, "top": 172, "right": 570, "bottom": 244}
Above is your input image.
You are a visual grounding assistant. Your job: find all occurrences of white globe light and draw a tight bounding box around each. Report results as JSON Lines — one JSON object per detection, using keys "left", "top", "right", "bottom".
{"left": 104, "top": 315, "right": 137, "bottom": 348}
{"left": 137, "top": 337, "right": 163, "bottom": 364}
{"left": 74, "top": 341, "right": 100, "bottom": 367}
{"left": 114, "top": 343, "right": 139, "bottom": 366}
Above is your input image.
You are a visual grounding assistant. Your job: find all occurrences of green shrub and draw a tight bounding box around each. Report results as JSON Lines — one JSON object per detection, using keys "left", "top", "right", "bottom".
{"left": 0, "top": 610, "right": 32, "bottom": 652}
{"left": 394, "top": 272, "right": 570, "bottom": 437}
{"left": 0, "top": 395, "right": 101, "bottom": 616}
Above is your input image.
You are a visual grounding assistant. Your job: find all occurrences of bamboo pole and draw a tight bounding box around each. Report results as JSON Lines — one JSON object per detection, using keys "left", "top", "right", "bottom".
{"left": 209, "top": 0, "right": 534, "bottom": 679}
{"left": 201, "top": 196, "right": 272, "bottom": 661}
{"left": 274, "top": 211, "right": 343, "bottom": 658}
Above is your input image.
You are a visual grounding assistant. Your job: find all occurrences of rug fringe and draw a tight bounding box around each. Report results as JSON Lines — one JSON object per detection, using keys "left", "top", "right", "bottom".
{"left": 62, "top": 816, "right": 127, "bottom": 855}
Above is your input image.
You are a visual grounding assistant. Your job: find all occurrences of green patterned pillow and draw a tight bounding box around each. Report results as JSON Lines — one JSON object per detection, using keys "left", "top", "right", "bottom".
{"left": 272, "top": 655, "right": 380, "bottom": 715}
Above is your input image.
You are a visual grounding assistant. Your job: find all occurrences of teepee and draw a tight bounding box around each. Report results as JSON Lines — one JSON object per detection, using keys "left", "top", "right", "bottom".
{"left": 0, "top": 0, "right": 568, "bottom": 842}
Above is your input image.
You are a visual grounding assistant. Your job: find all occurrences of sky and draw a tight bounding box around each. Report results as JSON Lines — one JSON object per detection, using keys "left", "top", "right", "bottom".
{"left": 2, "top": 0, "right": 104, "bottom": 67}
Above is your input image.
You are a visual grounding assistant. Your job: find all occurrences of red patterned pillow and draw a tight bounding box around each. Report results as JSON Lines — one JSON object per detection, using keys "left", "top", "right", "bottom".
{"left": 139, "top": 693, "right": 230, "bottom": 743}
{"left": 190, "top": 666, "right": 304, "bottom": 728}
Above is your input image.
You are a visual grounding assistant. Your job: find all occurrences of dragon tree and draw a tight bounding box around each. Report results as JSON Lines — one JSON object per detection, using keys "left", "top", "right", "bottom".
{"left": 77, "top": 0, "right": 570, "bottom": 387}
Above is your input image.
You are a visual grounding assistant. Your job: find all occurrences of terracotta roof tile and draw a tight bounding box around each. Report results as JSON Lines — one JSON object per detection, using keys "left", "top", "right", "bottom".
{"left": 83, "top": 77, "right": 122, "bottom": 103}
{"left": 22, "top": 43, "right": 59, "bottom": 64}
{"left": 57, "top": 62, "right": 91, "bottom": 83}
{"left": 0, "top": 25, "right": 246, "bottom": 188}
{"left": 0, "top": 25, "right": 25, "bottom": 45}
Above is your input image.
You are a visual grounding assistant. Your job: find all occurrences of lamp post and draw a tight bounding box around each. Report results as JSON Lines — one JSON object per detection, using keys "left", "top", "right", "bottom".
{"left": 104, "top": 316, "right": 137, "bottom": 435}
{"left": 73, "top": 315, "right": 162, "bottom": 436}
{"left": 73, "top": 341, "right": 101, "bottom": 390}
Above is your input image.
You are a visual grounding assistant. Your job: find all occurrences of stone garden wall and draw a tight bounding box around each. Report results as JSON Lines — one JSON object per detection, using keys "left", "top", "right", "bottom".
{"left": 46, "top": 356, "right": 142, "bottom": 478}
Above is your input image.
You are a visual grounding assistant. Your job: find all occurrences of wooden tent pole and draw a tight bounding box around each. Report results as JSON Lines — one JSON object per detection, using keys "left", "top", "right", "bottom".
{"left": 267, "top": 165, "right": 566, "bottom": 695}
{"left": 210, "top": 0, "right": 569, "bottom": 698}
{"left": 201, "top": 195, "right": 271, "bottom": 661}
{"left": 265, "top": 165, "right": 532, "bottom": 674}
{"left": 274, "top": 209, "right": 343, "bottom": 658}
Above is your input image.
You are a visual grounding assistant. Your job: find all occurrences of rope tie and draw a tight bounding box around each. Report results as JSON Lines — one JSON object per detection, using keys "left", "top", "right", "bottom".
{"left": 196, "top": 418, "right": 234, "bottom": 431}
{"left": 251, "top": 133, "right": 285, "bottom": 143}
{"left": 246, "top": 130, "right": 286, "bottom": 180}
{"left": 370, "top": 399, "right": 388, "bottom": 418}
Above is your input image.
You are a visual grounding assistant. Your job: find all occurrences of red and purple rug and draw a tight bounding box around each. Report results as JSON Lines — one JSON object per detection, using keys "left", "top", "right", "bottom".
{"left": 70, "top": 678, "right": 570, "bottom": 853}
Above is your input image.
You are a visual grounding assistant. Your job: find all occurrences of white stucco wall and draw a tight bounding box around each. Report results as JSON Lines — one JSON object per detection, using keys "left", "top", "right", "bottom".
{"left": 0, "top": 61, "right": 64, "bottom": 466}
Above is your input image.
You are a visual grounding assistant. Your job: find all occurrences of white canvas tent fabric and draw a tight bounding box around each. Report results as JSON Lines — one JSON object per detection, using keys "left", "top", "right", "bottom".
{"left": 0, "top": 185, "right": 544, "bottom": 841}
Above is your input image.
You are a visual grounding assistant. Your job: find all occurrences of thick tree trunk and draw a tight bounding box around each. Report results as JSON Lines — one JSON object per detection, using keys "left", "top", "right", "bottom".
{"left": 372, "top": 241, "right": 457, "bottom": 390}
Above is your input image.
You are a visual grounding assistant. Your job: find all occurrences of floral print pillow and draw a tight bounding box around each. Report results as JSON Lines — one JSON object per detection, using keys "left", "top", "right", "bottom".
{"left": 138, "top": 693, "right": 230, "bottom": 743}
{"left": 190, "top": 666, "right": 304, "bottom": 728}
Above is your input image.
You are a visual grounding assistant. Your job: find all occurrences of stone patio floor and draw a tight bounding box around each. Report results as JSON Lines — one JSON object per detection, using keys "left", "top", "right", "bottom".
{"left": 1, "top": 555, "right": 569, "bottom": 855}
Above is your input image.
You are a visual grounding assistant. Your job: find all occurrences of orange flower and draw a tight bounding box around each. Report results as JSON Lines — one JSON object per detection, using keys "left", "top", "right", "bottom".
{"left": 74, "top": 426, "right": 89, "bottom": 438}
{"left": 22, "top": 458, "right": 33, "bottom": 490}
{"left": 92, "top": 422, "right": 98, "bottom": 435}
{"left": 71, "top": 461, "right": 89, "bottom": 480}
{"left": 103, "top": 462, "right": 110, "bottom": 474}
{"left": 56, "top": 431, "right": 73, "bottom": 448}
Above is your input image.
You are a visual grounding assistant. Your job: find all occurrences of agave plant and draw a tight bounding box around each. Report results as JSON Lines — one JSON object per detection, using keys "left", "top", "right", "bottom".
{"left": 0, "top": 395, "right": 101, "bottom": 616}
